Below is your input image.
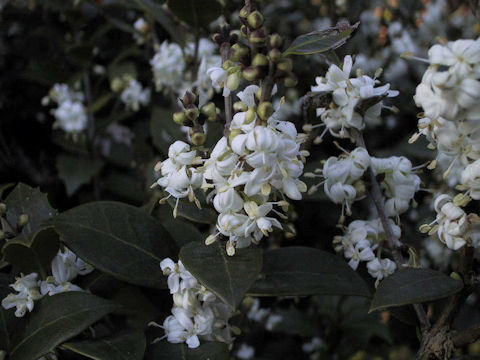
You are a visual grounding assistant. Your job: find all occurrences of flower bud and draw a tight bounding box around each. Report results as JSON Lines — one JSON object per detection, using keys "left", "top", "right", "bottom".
{"left": 185, "top": 107, "right": 199, "bottom": 122}
{"left": 226, "top": 72, "right": 242, "bottom": 91}
{"left": 268, "top": 34, "right": 283, "bottom": 49}
{"left": 247, "top": 10, "right": 264, "bottom": 29}
{"left": 242, "top": 66, "right": 261, "bottom": 81}
{"left": 283, "top": 73, "right": 298, "bottom": 87}
{"left": 212, "top": 33, "right": 225, "bottom": 45}
{"left": 191, "top": 132, "right": 206, "bottom": 146}
{"left": 110, "top": 77, "right": 124, "bottom": 92}
{"left": 450, "top": 272, "right": 462, "bottom": 281}
{"left": 252, "top": 53, "right": 268, "bottom": 68}
{"left": 229, "top": 43, "right": 249, "bottom": 62}
{"left": 17, "top": 214, "right": 29, "bottom": 228}
{"left": 240, "top": 25, "right": 248, "bottom": 38}
{"left": 222, "top": 60, "right": 234, "bottom": 70}
{"left": 200, "top": 102, "right": 217, "bottom": 121}
{"left": 173, "top": 111, "right": 186, "bottom": 125}
{"left": 257, "top": 101, "right": 274, "bottom": 120}
{"left": 183, "top": 119, "right": 194, "bottom": 127}
{"left": 229, "top": 30, "right": 241, "bottom": 44}
{"left": 233, "top": 101, "right": 248, "bottom": 113}
{"left": 182, "top": 91, "right": 197, "bottom": 105}
{"left": 353, "top": 180, "right": 366, "bottom": 199}
{"left": 239, "top": 6, "right": 249, "bottom": 21}
{"left": 249, "top": 28, "right": 267, "bottom": 45}
{"left": 268, "top": 48, "right": 282, "bottom": 62}
{"left": 245, "top": 107, "right": 256, "bottom": 123}
{"left": 0, "top": 203, "right": 6, "bottom": 216}
{"left": 277, "top": 58, "right": 293, "bottom": 72}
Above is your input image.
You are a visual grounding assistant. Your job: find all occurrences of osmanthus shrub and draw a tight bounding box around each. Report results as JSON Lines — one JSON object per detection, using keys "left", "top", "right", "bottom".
{"left": 0, "top": 0, "right": 479, "bottom": 359}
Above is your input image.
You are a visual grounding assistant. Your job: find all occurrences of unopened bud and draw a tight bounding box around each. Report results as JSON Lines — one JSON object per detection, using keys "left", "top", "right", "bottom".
{"left": 229, "top": 43, "right": 249, "bottom": 62}
{"left": 18, "top": 214, "right": 29, "bottom": 228}
{"left": 191, "top": 132, "right": 206, "bottom": 146}
{"left": 268, "top": 34, "right": 283, "bottom": 49}
{"left": 252, "top": 53, "right": 268, "bottom": 68}
{"left": 240, "top": 25, "right": 248, "bottom": 38}
{"left": 185, "top": 107, "right": 199, "bottom": 122}
{"left": 222, "top": 60, "right": 234, "bottom": 70}
{"left": 283, "top": 73, "right": 298, "bottom": 87}
{"left": 249, "top": 28, "right": 267, "bottom": 45}
{"left": 419, "top": 224, "right": 431, "bottom": 233}
{"left": 242, "top": 66, "right": 261, "bottom": 81}
{"left": 154, "top": 161, "right": 162, "bottom": 172}
{"left": 233, "top": 101, "right": 248, "bottom": 113}
{"left": 200, "top": 102, "right": 217, "bottom": 121}
{"left": 277, "top": 58, "right": 293, "bottom": 72}
{"left": 354, "top": 180, "right": 366, "bottom": 198}
{"left": 229, "top": 30, "right": 240, "bottom": 44}
{"left": 226, "top": 72, "right": 242, "bottom": 91}
{"left": 239, "top": 6, "right": 249, "bottom": 20}
{"left": 245, "top": 107, "right": 256, "bottom": 123}
{"left": 257, "top": 101, "right": 274, "bottom": 121}
{"left": 183, "top": 91, "right": 197, "bottom": 105}
{"left": 173, "top": 111, "right": 186, "bottom": 125}
{"left": 268, "top": 48, "right": 282, "bottom": 62}
{"left": 110, "top": 78, "right": 123, "bottom": 92}
{"left": 247, "top": 10, "right": 264, "bottom": 29}
{"left": 450, "top": 272, "right": 462, "bottom": 281}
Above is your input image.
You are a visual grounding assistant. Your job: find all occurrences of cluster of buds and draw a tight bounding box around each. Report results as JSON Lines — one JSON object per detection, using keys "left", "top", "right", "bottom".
{"left": 172, "top": 91, "right": 219, "bottom": 146}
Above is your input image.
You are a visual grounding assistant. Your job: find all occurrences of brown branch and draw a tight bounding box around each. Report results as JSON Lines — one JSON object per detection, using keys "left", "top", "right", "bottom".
{"left": 452, "top": 325, "right": 480, "bottom": 348}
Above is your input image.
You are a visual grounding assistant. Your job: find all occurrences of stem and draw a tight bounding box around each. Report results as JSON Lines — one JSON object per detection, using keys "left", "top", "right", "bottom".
{"left": 221, "top": 42, "right": 233, "bottom": 137}
{"left": 351, "top": 128, "right": 431, "bottom": 330}
{"left": 452, "top": 325, "right": 480, "bottom": 347}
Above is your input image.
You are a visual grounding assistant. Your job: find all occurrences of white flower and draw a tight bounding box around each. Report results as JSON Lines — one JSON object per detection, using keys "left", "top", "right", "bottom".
{"left": 237, "top": 85, "right": 259, "bottom": 107}
{"left": 207, "top": 66, "right": 229, "bottom": 96}
{"left": 302, "top": 337, "right": 324, "bottom": 353}
{"left": 461, "top": 159, "right": 480, "bottom": 199}
{"left": 366, "top": 258, "right": 396, "bottom": 281}
{"left": 134, "top": 17, "right": 148, "bottom": 34}
{"left": 236, "top": 344, "right": 255, "bottom": 359}
{"left": 120, "top": 79, "right": 150, "bottom": 111}
{"left": 2, "top": 273, "right": 43, "bottom": 317}
{"left": 53, "top": 100, "right": 88, "bottom": 134}
{"left": 428, "top": 39, "right": 480, "bottom": 77}
{"left": 265, "top": 314, "right": 282, "bottom": 331}
{"left": 244, "top": 201, "right": 282, "bottom": 238}
{"left": 151, "top": 41, "right": 185, "bottom": 91}
{"left": 433, "top": 195, "right": 469, "bottom": 250}
{"left": 344, "top": 240, "right": 375, "bottom": 270}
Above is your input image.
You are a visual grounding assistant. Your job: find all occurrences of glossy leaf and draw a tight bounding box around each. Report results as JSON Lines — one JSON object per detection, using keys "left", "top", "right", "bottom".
{"left": 166, "top": 0, "right": 222, "bottom": 29}
{"left": 63, "top": 330, "right": 146, "bottom": 360}
{"left": 51, "top": 201, "right": 175, "bottom": 289}
{"left": 9, "top": 292, "right": 119, "bottom": 360}
{"left": 248, "top": 247, "right": 371, "bottom": 297}
{"left": 2, "top": 227, "right": 60, "bottom": 276}
{"left": 5, "top": 183, "right": 57, "bottom": 235}
{"left": 56, "top": 155, "right": 104, "bottom": 196}
{"left": 283, "top": 22, "right": 359, "bottom": 56}
{"left": 162, "top": 219, "right": 204, "bottom": 248}
{"left": 180, "top": 241, "right": 262, "bottom": 309}
{"left": 146, "top": 340, "right": 229, "bottom": 360}
{"left": 166, "top": 197, "right": 217, "bottom": 224}
{"left": 370, "top": 268, "right": 463, "bottom": 312}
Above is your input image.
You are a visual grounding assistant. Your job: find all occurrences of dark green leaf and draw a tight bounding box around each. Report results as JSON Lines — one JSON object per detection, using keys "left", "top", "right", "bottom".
{"left": 150, "top": 106, "right": 185, "bottom": 157}
{"left": 162, "top": 219, "right": 204, "bottom": 248}
{"left": 180, "top": 241, "right": 262, "bottom": 309}
{"left": 146, "top": 340, "right": 229, "bottom": 360}
{"left": 370, "top": 268, "right": 463, "bottom": 312}
{"left": 283, "top": 22, "right": 359, "bottom": 56}
{"left": 51, "top": 201, "right": 175, "bottom": 289}
{"left": 268, "top": 307, "right": 318, "bottom": 336}
{"left": 248, "top": 247, "right": 371, "bottom": 297}
{"left": 107, "top": 62, "right": 138, "bottom": 84}
{"left": 9, "top": 292, "right": 119, "bottom": 360}
{"left": 166, "top": 0, "right": 222, "bottom": 29}
{"left": 0, "top": 183, "right": 14, "bottom": 198}
{"left": 0, "top": 273, "right": 15, "bottom": 352}
{"left": 63, "top": 330, "right": 146, "bottom": 360}
{"left": 56, "top": 155, "right": 104, "bottom": 197}
{"left": 2, "top": 227, "right": 60, "bottom": 277}
{"left": 166, "top": 197, "right": 217, "bottom": 224}
{"left": 5, "top": 183, "right": 57, "bottom": 235}
{"left": 134, "top": 0, "right": 186, "bottom": 46}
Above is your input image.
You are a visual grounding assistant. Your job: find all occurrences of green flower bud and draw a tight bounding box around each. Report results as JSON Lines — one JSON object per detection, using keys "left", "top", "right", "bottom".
{"left": 233, "top": 101, "right": 248, "bottom": 113}
{"left": 269, "top": 34, "right": 283, "bottom": 49}
{"left": 229, "top": 30, "right": 241, "bottom": 44}
{"left": 252, "top": 53, "right": 268, "bottom": 67}
{"left": 201, "top": 102, "right": 217, "bottom": 121}
{"left": 182, "top": 91, "right": 197, "bottom": 105}
{"left": 247, "top": 10, "right": 264, "bottom": 30}
{"left": 191, "top": 132, "right": 206, "bottom": 146}
{"left": 239, "top": 6, "right": 249, "bottom": 20}
{"left": 277, "top": 58, "right": 293, "bottom": 72}
{"left": 249, "top": 28, "right": 267, "bottom": 45}
{"left": 257, "top": 101, "right": 274, "bottom": 120}
{"left": 245, "top": 107, "right": 256, "bottom": 123}
{"left": 242, "top": 66, "right": 261, "bottom": 81}
{"left": 18, "top": 214, "right": 29, "bottom": 228}
{"left": 185, "top": 107, "right": 200, "bottom": 122}
{"left": 229, "top": 129, "right": 243, "bottom": 143}
{"left": 226, "top": 72, "right": 242, "bottom": 91}
{"left": 268, "top": 48, "right": 282, "bottom": 62}
{"left": 283, "top": 73, "right": 298, "bottom": 87}
{"left": 110, "top": 77, "right": 124, "bottom": 92}
{"left": 173, "top": 111, "right": 187, "bottom": 125}
{"left": 240, "top": 25, "right": 248, "bottom": 38}
{"left": 222, "top": 60, "right": 234, "bottom": 70}
{"left": 450, "top": 272, "right": 462, "bottom": 281}
{"left": 229, "top": 43, "right": 249, "bottom": 62}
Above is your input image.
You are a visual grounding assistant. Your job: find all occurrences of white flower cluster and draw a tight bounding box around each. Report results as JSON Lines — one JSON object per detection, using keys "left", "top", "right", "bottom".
{"left": 246, "top": 298, "right": 282, "bottom": 331}
{"left": 308, "top": 149, "right": 420, "bottom": 219}
{"left": 311, "top": 55, "right": 398, "bottom": 140}
{"left": 1, "top": 248, "right": 93, "bottom": 317}
{"left": 333, "top": 218, "right": 398, "bottom": 282}
{"left": 413, "top": 39, "right": 480, "bottom": 181}
{"left": 151, "top": 258, "right": 232, "bottom": 348}
{"left": 154, "top": 85, "right": 308, "bottom": 255}
{"left": 41, "top": 83, "right": 87, "bottom": 134}
{"left": 120, "top": 78, "right": 150, "bottom": 112}
{"left": 151, "top": 39, "right": 221, "bottom": 104}
{"left": 133, "top": 17, "right": 149, "bottom": 45}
